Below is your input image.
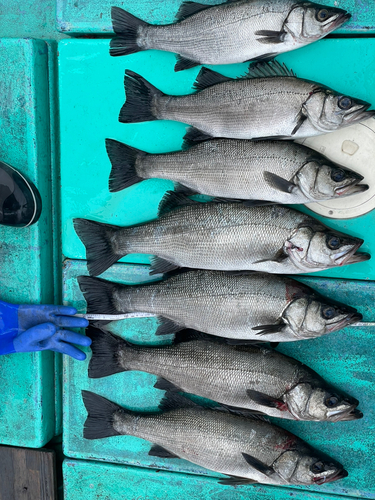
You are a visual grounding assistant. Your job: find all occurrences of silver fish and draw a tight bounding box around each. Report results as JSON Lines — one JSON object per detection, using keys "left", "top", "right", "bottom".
{"left": 83, "top": 390, "right": 348, "bottom": 486}
{"left": 87, "top": 326, "right": 362, "bottom": 422}
{"left": 73, "top": 195, "right": 369, "bottom": 276}
{"left": 106, "top": 138, "right": 367, "bottom": 203}
{"left": 110, "top": 1, "right": 351, "bottom": 71}
{"left": 119, "top": 61, "right": 375, "bottom": 140}
{"left": 77, "top": 271, "right": 362, "bottom": 341}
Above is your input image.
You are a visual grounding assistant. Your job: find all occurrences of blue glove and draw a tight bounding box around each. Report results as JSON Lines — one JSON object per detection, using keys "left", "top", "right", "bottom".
{"left": 0, "top": 300, "right": 90, "bottom": 360}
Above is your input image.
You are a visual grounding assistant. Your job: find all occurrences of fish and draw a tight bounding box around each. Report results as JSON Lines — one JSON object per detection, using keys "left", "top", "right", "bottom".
{"left": 82, "top": 389, "right": 348, "bottom": 486}
{"left": 119, "top": 61, "right": 375, "bottom": 141}
{"left": 110, "top": 1, "right": 351, "bottom": 72}
{"left": 106, "top": 137, "right": 367, "bottom": 203}
{"left": 87, "top": 326, "right": 362, "bottom": 422}
{"left": 73, "top": 193, "right": 369, "bottom": 276}
{"left": 77, "top": 270, "right": 362, "bottom": 341}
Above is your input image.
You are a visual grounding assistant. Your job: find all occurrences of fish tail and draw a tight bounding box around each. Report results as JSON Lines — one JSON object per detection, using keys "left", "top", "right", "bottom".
{"left": 74, "top": 218, "right": 125, "bottom": 276}
{"left": 110, "top": 7, "right": 148, "bottom": 57}
{"left": 119, "top": 70, "right": 165, "bottom": 123}
{"left": 82, "top": 390, "right": 124, "bottom": 439}
{"left": 78, "top": 276, "right": 125, "bottom": 315}
{"left": 106, "top": 139, "right": 146, "bottom": 192}
{"left": 87, "top": 326, "right": 131, "bottom": 378}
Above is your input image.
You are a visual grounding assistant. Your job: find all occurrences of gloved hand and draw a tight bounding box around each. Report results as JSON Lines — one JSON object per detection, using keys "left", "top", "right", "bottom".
{"left": 0, "top": 301, "right": 90, "bottom": 360}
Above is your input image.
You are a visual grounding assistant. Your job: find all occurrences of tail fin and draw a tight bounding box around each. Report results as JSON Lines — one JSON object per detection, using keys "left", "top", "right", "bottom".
{"left": 74, "top": 218, "right": 124, "bottom": 276}
{"left": 82, "top": 390, "right": 123, "bottom": 439}
{"left": 110, "top": 7, "right": 148, "bottom": 57}
{"left": 87, "top": 326, "right": 129, "bottom": 379}
{"left": 106, "top": 139, "right": 145, "bottom": 192}
{"left": 119, "top": 70, "right": 165, "bottom": 124}
{"left": 78, "top": 276, "right": 123, "bottom": 315}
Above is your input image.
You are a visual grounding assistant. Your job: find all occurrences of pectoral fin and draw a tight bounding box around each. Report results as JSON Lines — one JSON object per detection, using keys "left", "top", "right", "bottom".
{"left": 251, "top": 323, "right": 285, "bottom": 335}
{"left": 263, "top": 171, "right": 296, "bottom": 194}
{"left": 255, "top": 30, "right": 286, "bottom": 44}
{"left": 149, "top": 444, "right": 179, "bottom": 459}
{"left": 246, "top": 390, "right": 288, "bottom": 411}
{"left": 291, "top": 113, "right": 307, "bottom": 135}
{"left": 242, "top": 453, "right": 275, "bottom": 476}
{"left": 218, "top": 476, "right": 258, "bottom": 485}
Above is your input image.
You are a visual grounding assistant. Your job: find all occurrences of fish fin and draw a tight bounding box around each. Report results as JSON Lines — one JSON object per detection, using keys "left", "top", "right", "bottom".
{"left": 211, "top": 197, "right": 245, "bottom": 204}
{"left": 291, "top": 113, "right": 307, "bottom": 135}
{"left": 157, "top": 190, "right": 200, "bottom": 217}
{"left": 245, "top": 60, "right": 296, "bottom": 79}
{"left": 82, "top": 390, "right": 122, "bottom": 440}
{"left": 154, "top": 377, "right": 182, "bottom": 393}
{"left": 106, "top": 139, "right": 145, "bottom": 192}
{"left": 175, "top": 1, "right": 213, "bottom": 21}
{"left": 225, "top": 270, "right": 257, "bottom": 276}
{"left": 119, "top": 70, "right": 165, "bottom": 123}
{"left": 246, "top": 390, "right": 288, "bottom": 411}
{"left": 155, "top": 316, "right": 183, "bottom": 336}
{"left": 175, "top": 54, "right": 200, "bottom": 72}
{"left": 242, "top": 200, "right": 277, "bottom": 207}
{"left": 214, "top": 403, "right": 269, "bottom": 421}
{"left": 78, "top": 276, "right": 122, "bottom": 315}
{"left": 173, "top": 329, "right": 214, "bottom": 344}
{"left": 86, "top": 327, "right": 128, "bottom": 379}
{"left": 242, "top": 453, "right": 275, "bottom": 476}
{"left": 263, "top": 171, "right": 296, "bottom": 194}
{"left": 251, "top": 323, "right": 285, "bottom": 336}
{"left": 74, "top": 218, "right": 124, "bottom": 276}
{"left": 149, "top": 256, "right": 180, "bottom": 276}
{"left": 173, "top": 184, "right": 199, "bottom": 197}
{"left": 255, "top": 29, "right": 286, "bottom": 44}
{"left": 269, "top": 342, "right": 280, "bottom": 348}
{"left": 110, "top": 7, "right": 148, "bottom": 57}
{"left": 218, "top": 476, "right": 258, "bottom": 486}
{"left": 253, "top": 248, "right": 288, "bottom": 265}
{"left": 148, "top": 444, "right": 180, "bottom": 459}
{"left": 193, "top": 67, "right": 233, "bottom": 92}
{"left": 248, "top": 52, "right": 277, "bottom": 63}
{"left": 158, "top": 391, "right": 200, "bottom": 412}
{"left": 182, "top": 127, "right": 213, "bottom": 148}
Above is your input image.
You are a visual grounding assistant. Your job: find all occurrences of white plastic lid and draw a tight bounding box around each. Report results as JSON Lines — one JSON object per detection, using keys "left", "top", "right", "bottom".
{"left": 297, "top": 116, "right": 375, "bottom": 219}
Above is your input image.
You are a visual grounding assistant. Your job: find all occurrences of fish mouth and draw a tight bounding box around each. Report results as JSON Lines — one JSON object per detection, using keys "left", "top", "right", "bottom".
{"left": 326, "top": 312, "right": 363, "bottom": 332}
{"left": 344, "top": 104, "right": 375, "bottom": 125}
{"left": 335, "top": 182, "right": 368, "bottom": 197}
{"left": 314, "top": 469, "right": 348, "bottom": 485}
{"left": 323, "top": 12, "right": 351, "bottom": 33}
{"left": 329, "top": 407, "right": 363, "bottom": 422}
{"left": 334, "top": 241, "right": 370, "bottom": 266}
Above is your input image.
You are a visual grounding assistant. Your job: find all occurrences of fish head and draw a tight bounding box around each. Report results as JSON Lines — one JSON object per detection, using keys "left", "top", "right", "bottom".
{"left": 284, "top": 223, "right": 370, "bottom": 272}
{"left": 282, "top": 293, "right": 362, "bottom": 338}
{"left": 302, "top": 89, "right": 375, "bottom": 133}
{"left": 273, "top": 447, "right": 347, "bottom": 485}
{"left": 284, "top": 3, "right": 350, "bottom": 43}
{"left": 284, "top": 383, "right": 362, "bottom": 422}
{"left": 295, "top": 160, "right": 367, "bottom": 201}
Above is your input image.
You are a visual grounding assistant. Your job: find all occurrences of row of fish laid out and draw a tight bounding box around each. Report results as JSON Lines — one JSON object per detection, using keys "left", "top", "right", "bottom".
{"left": 74, "top": 194, "right": 369, "bottom": 277}
{"left": 78, "top": 270, "right": 361, "bottom": 342}
{"left": 110, "top": 2, "right": 351, "bottom": 71}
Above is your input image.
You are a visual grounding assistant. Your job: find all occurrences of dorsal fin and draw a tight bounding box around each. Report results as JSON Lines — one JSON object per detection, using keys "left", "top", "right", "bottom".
{"left": 157, "top": 190, "right": 200, "bottom": 217}
{"left": 175, "top": 1, "right": 213, "bottom": 21}
{"left": 193, "top": 67, "right": 234, "bottom": 92}
{"left": 245, "top": 60, "right": 296, "bottom": 79}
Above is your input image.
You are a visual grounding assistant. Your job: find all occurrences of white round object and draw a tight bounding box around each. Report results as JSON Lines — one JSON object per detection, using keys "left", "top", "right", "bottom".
{"left": 297, "top": 117, "right": 375, "bottom": 219}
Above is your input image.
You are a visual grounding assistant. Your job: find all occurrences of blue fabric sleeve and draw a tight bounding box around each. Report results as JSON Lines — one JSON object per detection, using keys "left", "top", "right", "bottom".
{"left": 0, "top": 300, "right": 19, "bottom": 355}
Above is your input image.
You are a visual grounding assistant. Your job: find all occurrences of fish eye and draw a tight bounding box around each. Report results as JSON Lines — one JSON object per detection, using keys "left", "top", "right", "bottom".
{"left": 325, "top": 395, "right": 340, "bottom": 408}
{"left": 316, "top": 9, "right": 329, "bottom": 22}
{"left": 321, "top": 306, "right": 336, "bottom": 320}
{"left": 326, "top": 234, "right": 341, "bottom": 250}
{"left": 331, "top": 169, "right": 346, "bottom": 182}
{"left": 310, "top": 461, "right": 325, "bottom": 474}
{"left": 338, "top": 96, "right": 353, "bottom": 110}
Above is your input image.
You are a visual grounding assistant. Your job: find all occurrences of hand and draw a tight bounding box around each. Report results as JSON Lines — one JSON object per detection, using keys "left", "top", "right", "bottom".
{"left": 17, "top": 304, "right": 89, "bottom": 332}
{"left": 13, "top": 322, "right": 91, "bottom": 360}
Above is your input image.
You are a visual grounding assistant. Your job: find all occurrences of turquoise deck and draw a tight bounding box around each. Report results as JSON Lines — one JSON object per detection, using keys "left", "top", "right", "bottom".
{"left": 59, "top": 37, "right": 375, "bottom": 280}
{"left": 56, "top": 0, "right": 375, "bottom": 34}
{"left": 0, "top": 38, "right": 58, "bottom": 448}
{"left": 63, "top": 259, "right": 375, "bottom": 498}
{"left": 63, "top": 459, "right": 365, "bottom": 500}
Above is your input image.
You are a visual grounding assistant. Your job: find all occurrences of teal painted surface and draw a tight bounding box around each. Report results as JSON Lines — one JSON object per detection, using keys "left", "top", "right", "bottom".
{"left": 63, "top": 259, "right": 375, "bottom": 498}
{"left": 0, "top": 39, "right": 56, "bottom": 447}
{"left": 63, "top": 459, "right": 365, "bottom": 500}
{"left": 59, "top": 37, "right": 375, "bottom": 280}
{"left": 56, "top": 0, "right": 375, "bottom": 34}
{"left": 0, "top": 0, "right": 68, "bottom": 40}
